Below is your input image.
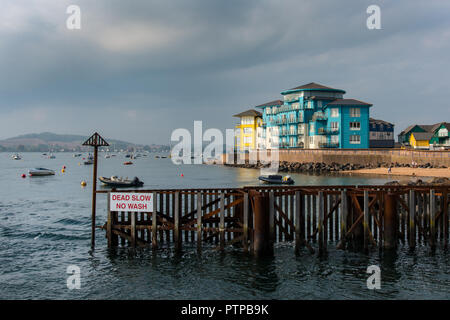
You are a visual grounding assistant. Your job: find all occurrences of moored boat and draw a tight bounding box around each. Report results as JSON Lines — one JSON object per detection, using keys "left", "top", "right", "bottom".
{"left": 29, "top": 168, "right": 55, "bottom": 176}
{"left": 258, "top": 175, "right": 294, "bottom": 185}
{"left": 12, "top": 154, "right": 21, "bottom": 160}
{"left": 123, "top": 161, "right": 133, "bottom": 165}
{"left": 99, "top": 176, "right": 144, "bottom": 188}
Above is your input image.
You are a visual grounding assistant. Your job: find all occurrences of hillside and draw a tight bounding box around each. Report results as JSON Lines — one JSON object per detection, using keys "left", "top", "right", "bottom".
{"left": 0, "top": 132, "right": 170, "bottom": 152}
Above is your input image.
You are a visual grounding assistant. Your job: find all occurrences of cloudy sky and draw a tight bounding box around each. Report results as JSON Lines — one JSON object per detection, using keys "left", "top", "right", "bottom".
{"left": 0, "top": 0, "right": 449, "bottom": 144}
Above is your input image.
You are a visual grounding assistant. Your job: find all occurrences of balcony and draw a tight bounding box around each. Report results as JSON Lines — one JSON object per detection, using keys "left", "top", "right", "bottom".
{"left": 319, "top": 141, "right": 339, "bottom": 148}
{"left": 318, "top": 127, "right": 340, "bottom": 135}
{"left": 312, "top": 112, "right": 327, "bottom": 121}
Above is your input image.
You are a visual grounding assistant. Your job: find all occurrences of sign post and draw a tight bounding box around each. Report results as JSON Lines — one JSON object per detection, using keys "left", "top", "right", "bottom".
{"left": 83, "top": 132, "right": 109, "bottom": 249}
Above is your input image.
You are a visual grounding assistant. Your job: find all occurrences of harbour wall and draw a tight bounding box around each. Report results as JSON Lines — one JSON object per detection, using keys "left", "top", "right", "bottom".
{"left": 222, "top": 149, "right": 450, "bottom": 167}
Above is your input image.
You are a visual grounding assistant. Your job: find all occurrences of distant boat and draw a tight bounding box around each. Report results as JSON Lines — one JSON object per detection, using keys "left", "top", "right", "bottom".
{"left": 73, "top": 153, "right": 82, "bottom": 157}
{"left": 84, "top": 154, "right": 94, "bottom": 165}
{"left": 123, "top": 161, "right": 133, "bottom": 165}
{"left": 29, "top": 168, "right": 55, "bottom": 176}
{"left": 48, "top": 153, "right": 56, "bottom": 159}
{"left": 12, "top": 154, "right": 21, "bottom": 160}
{"left": 99, "top": 176, "right": 144, "bottom": 188}
{"left": 125, "top": 154, "right": 131, "bottom": 158}
{"left": 105, "top": 153, "right": 111, "bottom": 159}
{"left": 258, "top": 175, "right": 294, "bottom": 185}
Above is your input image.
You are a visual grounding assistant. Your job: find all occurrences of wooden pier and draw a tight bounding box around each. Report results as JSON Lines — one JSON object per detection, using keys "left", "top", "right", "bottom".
{"left": 98, "top": 185, "right": 449, "bottom": 255}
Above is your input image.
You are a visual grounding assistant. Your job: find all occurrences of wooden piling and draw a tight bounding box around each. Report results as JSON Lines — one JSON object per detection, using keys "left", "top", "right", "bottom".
{"left": 443, "top": 189, "right": 448, "bottom": 249}
{"left": 430, "top": 189, "right": 436, "bottom": 249}
{"left": 363, "top": 190, "right": 369, "bottom": 252}
{"left": 107, "top": 192, "right": 112, "bottom": 248}
{"left": 130, "top": 212, "right": 136, "bottom": 247}
{"left": 318, "top": 191, "right": 324, "bottom": 254}
{"left": 409, "top": 190, "right": 416, "bottom": 249}
{"left": 339, "top": 190, "right": 348, "bottom": 249}
{"left": 269, "top": 191, "right": 275, "bottom": 245}
{"left": 383, "top": 193, "right": 397, "bottom": 250}
{"left": 243, "top": 193, "right": 249, "bottom": 252}
{"left": 295, "top": 191, "right": 302, "bottom": 254}
{"left": 197, "top": 192, "right": 202, "bottom": 251}
{"left": 174, "top": 191, "right": 181, "bottom": 251}
{"left": 219, "top": 192, "right": 225, "bottom": 251}
{"left": 252, "top": 190, "right": 272, "bottom": 256}
{"left": 152, "top": 192, "right": 157, "bottom": 249}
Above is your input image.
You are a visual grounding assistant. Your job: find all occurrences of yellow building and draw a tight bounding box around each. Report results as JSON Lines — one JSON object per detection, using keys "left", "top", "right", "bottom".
{"left": 233, "top": 109, "right": 262, "bottom": 152}
{"left": 409, "top": 132, "right": 432, "bottom": 149}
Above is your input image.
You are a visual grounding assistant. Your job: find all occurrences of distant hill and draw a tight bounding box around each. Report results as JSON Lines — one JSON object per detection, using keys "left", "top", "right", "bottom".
{"left": 0, "top": 132, "right": 170, "bottom": 152}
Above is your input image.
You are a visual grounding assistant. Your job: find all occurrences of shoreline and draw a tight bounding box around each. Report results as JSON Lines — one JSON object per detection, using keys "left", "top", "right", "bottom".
{"left": 342, "top": 167, "right": 450, "bottom": 178}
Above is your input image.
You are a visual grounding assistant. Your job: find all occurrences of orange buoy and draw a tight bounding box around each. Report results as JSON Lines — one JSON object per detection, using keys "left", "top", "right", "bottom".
{"left": 61, "top": 168, "right": 65, "bottom": 173}
{"left": 21, "top": 174, "right": 26, "bottom": 178}
{"left": 62, "top": 165, "right": 66, "bottom": 169}
{"left": 181, "top": 173, "right": 184, "bottom": 177}
{"left": 81, "top": 181, "right": 87, "bottom": 187}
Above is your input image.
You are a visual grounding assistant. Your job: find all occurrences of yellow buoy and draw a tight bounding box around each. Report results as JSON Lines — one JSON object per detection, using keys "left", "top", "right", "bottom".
{"left": 61, "top": 169, "right": 65, "bottom": 173}
{"left": 81, "top": 181, "right": 87, "bottom": 187}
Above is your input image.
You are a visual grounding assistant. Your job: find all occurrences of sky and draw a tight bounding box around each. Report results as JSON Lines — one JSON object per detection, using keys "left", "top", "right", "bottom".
{"left": 0, "top": 0, "right": 449, "bottom": 144}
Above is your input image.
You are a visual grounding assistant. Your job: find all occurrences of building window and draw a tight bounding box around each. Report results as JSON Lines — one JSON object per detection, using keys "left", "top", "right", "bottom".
{"left": 350, "top": 122, "right": 361, "bottom": 130}
{"left": 350, "top": 135, "right": 361, "bottom": 144}
{"left": 243, "top": 136, "right": 252, "bottom": 144}
{"left": 243, "top": 127, "right": 253, "bottom": 134}
{"left": 331, "top": 108, "right": 339, "bottom": 117}
{"left": 350, "top": 108, "right": 360, "bottom": 117}
{"left": 331, "top": 135, "right": 339, "bottom": 144}
{"left": 310, "top": 123, "right": 315, "bottom": 133}
{"left": 317, "top": 101, "right": 322, "bottom": 109}
{"left": 331, "top": 122, "right": 339, "bottom": 131}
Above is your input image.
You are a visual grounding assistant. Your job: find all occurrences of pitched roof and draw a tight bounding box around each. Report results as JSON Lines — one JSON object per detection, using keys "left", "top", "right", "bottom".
{"left": 430, "top": 122, "right": 450, "bottom": 132}
{"left": 399, "top": 123, "right": 447, "bottom": 136}
{"left": 325, "top": 98, "right": 372, "bottom": 106}
{"left": 370, "top": 118, "right": 394, "bottom": 126}
{"left": 411, "top": 132, "right": 433, "bottom": 141}
{"left": 233, "top": 109, "right": 262, "bottom": 118}
{"left": 255, "top": 100, "right": 283, "bottom": 108}
{"left": 288, "top": 82, "right": 343, "bottom": 91}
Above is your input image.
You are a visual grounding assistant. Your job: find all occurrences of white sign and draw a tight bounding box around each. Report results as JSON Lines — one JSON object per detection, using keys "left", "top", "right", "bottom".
{"left": 110, "top": 193, "right": 153, "bottom": 212}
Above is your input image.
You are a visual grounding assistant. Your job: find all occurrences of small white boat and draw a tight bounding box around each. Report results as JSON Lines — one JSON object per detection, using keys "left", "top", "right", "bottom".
{"left": 12, "top": 154, "right": 21, "bottom": 160}
{"left": 29, "top": 168, "right": 55, "bottom": 176}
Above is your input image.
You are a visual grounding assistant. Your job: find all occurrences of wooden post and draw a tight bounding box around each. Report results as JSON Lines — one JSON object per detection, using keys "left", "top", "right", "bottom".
{"left": 91, "top": 145, "right": 98, "bottom": 249}
{"left": 269, "top": 191, "right": 275, "bottom": 245}
{"left": 384, "top": 193, "right": 397, "bottom": 250}
{"left": 174, "top": 192, "right": 181, "bottom": 251}
{"left": 152, "top": 192, "right": 157, "bottom": 249}
{"left": 295, "top": 191, "right": 302, "bottom": 254}
{"left": 409, "top": 190, "right": 416, "bottom": 249}
{"left": 252, "top": 190, "right": 272, "bottom": 256}
{"left": 197, "top": 192, "right": 202, "bottom": 251}
{"left": 339, "top": 190, "right": 348, "bottom": 249}
{"left": 363, "top": 190, "right": 369, "bottom": 252}
{"left": 130, "top": 211, "right": 136, "bottom": 247}
{"left": 107, "top": 192, "right": 112, "bottom": 248}
{"left": 318, "top": 191, "right": 324, "bottom": 254}
{"left": 430, "top": 189, "right": 436, "bottom": 250}
{"left": 443, "top": 189, "right": 448, "bottom": 249}
{"left": 219, "top": 192, "right": 225, "bottom": 251}
{"left": 243, "top": 193, "right": 249, "bottom": 252}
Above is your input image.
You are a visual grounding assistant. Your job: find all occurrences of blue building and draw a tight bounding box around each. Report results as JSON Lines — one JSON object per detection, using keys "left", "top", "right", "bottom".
{"left": 255, "top": 82, "right": 372, "bottom": 149}
{"left": 369, "top": 118, "right": 395, "bottom": 148}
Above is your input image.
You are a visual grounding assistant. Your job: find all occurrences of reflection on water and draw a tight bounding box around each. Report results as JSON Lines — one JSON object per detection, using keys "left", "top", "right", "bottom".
{"left": 0, "top": 153, "right": 448, "bottom": 300}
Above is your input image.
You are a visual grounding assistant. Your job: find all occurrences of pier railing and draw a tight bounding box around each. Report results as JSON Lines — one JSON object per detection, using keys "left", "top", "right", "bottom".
{"left": 99, "top": 185, "right": 449, "bottom": 255}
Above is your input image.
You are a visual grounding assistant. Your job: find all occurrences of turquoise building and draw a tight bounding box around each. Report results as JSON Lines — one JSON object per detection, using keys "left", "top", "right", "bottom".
{"left": 255, "top": 83, "right": 372, "bottom": 149}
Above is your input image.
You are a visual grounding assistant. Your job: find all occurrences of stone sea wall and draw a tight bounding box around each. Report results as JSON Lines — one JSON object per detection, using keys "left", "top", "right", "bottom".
{"left": 221, "top": 149, "right": 450, "bottom": 168}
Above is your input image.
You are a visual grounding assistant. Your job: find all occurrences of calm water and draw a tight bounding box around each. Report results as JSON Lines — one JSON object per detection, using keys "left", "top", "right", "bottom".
{"left": 0, "top": 152, "right": 448, "bottom": 299}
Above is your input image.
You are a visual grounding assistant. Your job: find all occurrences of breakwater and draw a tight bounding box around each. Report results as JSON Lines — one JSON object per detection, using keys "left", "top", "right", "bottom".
{"left": 221, "top": 149, "right": 450, "bottom": 167}
{"left": 100, "top": 185, "right": 449, "bottom": 255}
{"left": 223, "top": 160, "right": 447, "bottom": 174}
